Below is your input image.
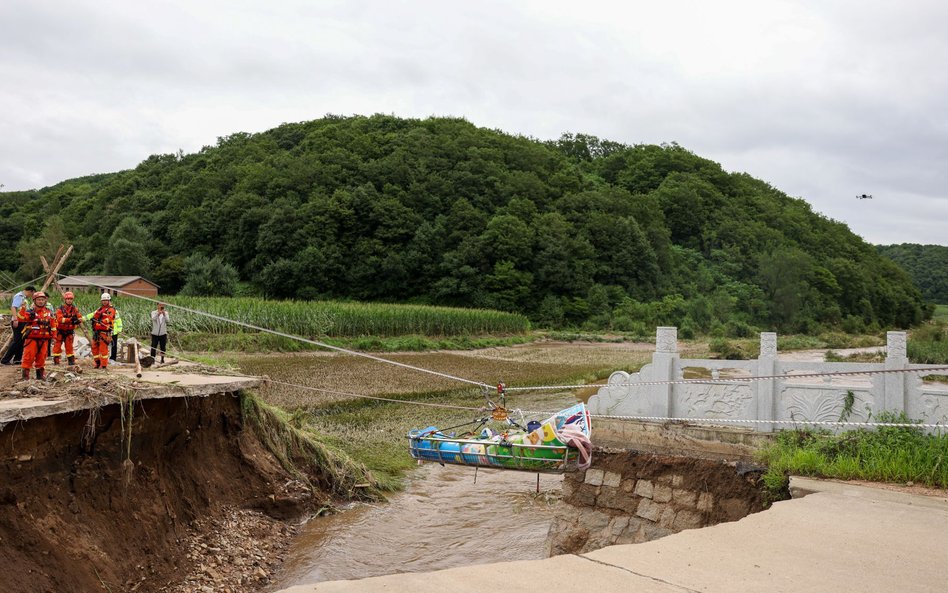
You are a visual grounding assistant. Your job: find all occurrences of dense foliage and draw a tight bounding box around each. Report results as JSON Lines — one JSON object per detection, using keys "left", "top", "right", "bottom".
{"left": 877, "top": 243, "right": 948, "bottom": 304}
{"left": 0, "top": 115, "right": 927, "bottom": 332}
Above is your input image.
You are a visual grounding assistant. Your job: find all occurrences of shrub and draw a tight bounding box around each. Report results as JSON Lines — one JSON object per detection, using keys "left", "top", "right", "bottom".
{"left": 709, "top": 337, "right": 744, "bottom": 360}
{"left": 725, "top": 319, "right": 756, "bottom": 338}
{"left": 841, "top": 314, "right": 866, "bottom": 334}
{"left": 908, "top": 322, "right": 948, "bottom": 364}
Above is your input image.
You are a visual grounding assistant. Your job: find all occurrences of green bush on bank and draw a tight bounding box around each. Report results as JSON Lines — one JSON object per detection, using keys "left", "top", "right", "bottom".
{"left": 757, "top": 413, "right": 948, "bottom": 489}
{"left": 908, "top": 322, "right": 948, "bottom": 364}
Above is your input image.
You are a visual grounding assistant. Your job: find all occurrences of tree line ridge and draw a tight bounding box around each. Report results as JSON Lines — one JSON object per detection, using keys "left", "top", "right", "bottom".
{"left": 0, "top": 114, "right": 929, "bottom": 333}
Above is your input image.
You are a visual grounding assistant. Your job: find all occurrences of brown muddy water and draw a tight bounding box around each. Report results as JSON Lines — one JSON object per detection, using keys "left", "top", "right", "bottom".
{"left": 272, "top": 463, "right": 563, "bottom": 587}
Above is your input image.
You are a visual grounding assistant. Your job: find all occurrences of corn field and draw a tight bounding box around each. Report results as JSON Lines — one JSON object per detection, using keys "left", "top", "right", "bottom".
{"left": 69, "top": 294, "right": 530, "bottom": 339}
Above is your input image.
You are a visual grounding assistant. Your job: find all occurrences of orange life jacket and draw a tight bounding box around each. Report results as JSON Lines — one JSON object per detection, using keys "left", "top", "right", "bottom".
{"left": 18, "top": 305, "right": 57, "bottom": 340}
{"left": 91, "top": 305, "right": 117, "bottom": 333}
{"left": 56, "top": 303, "right": 81, "bottom": 332}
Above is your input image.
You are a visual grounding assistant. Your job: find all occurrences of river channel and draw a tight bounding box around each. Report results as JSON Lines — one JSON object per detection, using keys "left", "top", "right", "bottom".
{"left": 273, "top": 464, "right": 563, "bottom": 587}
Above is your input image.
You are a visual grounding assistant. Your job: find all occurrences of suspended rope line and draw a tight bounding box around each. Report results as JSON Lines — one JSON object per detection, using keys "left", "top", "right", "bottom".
{"left": 586, "top": 413, "right": 948, "bottom": 430}
{"left": 263, "top": 379, "right": 484, "bottom": 412}
{"left": 503, "top": 365, "right": 948, "bottom": 393}
{"left": 57, "top": 274, "right": 492, "bottom": 390}
{"left": 2, "top": 274, "right": 51, "bottom": 297}
{"left": 114, "top": 319, "right": 948, "bottom": 429}
{"left": 55, "top": 277, "right": 948, "bottom": 424}
{"left": 95, "top": 319, "right": 496, "bottom": 413}
{"left": 116, "top": 339, "right": 487, "bottom": 413}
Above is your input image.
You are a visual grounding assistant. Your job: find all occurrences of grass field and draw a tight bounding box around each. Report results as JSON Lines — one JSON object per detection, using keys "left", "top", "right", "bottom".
{"left": 933, "top": 304, "right": 948, "bottom": 323}
{"left": 908, "top": 321, "right": 948, "bottom": 364}
{"left": 757, "top": 416, "right": 948, "bottom": 490}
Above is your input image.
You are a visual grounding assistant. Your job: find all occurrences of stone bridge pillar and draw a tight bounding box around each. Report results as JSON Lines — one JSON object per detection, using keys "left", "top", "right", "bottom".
{"left": 653, "top": 327, "right": 678, "bottom": 418}
{"left": 884, "top": 331, "right": 908, "bottom": 413}
{"left": 755, "top": 332, "right": 777, "bottom": 432}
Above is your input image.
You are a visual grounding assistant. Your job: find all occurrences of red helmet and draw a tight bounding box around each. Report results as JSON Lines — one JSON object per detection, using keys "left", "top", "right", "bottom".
{"left": 63, "top": 291, "right": 74, "bottom": 299}
{"left": 33, "top": 291, "right": 47, "bottom": 299}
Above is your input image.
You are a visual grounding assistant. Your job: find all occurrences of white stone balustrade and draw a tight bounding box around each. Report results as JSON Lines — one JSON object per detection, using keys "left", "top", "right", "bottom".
{"left": 588, "top": 328, "right": 948, "bottom": 432}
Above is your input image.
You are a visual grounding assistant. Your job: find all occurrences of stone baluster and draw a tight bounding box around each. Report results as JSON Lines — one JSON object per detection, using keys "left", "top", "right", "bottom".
{"left": 755, "top": 332, "right": 777, "bottom": 432}
{"left": 883, "top": 331, "right": 908, "bottom": 413}
{"left": 652, "top": 327, "right": 678, "bottom": 418}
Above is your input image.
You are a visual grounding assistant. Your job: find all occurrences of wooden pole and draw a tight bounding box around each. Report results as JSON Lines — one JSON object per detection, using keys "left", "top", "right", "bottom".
{"left": 39, "top": 244, "right": 72, "bottom": 293}
{"left": 134, "top": 341, "right": 142, "bottom": 378}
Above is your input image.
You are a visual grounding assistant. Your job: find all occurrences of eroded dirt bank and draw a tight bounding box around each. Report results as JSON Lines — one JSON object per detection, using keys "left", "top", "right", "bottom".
{"left": 0, "top": 392, "right": 352, "bottom": 593}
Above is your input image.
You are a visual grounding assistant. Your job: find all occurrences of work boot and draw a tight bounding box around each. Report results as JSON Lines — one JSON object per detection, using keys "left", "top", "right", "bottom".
{"left": 67, "top": 356, "right": 75, "bottom": 365}
{"left": 21, "top": 368, "right": 29, "bottom": 380}
{"left": 36, "top": 369, "right": 45, "bottom": 380}
{"left": 53, "top": 356, "right": 60, "bottom": 365}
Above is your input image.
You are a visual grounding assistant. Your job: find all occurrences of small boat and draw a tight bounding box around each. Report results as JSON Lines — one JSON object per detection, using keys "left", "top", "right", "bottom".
{"left": 408, "top": 402, "right": 592, "bottom": 473}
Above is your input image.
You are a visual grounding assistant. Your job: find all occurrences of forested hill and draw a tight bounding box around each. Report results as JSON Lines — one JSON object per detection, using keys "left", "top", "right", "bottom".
{"left": 0, "top": 115, "right": 926, "bottom": 333}
{"left": 877, "top": 244, "right": 948, "bottom": 304}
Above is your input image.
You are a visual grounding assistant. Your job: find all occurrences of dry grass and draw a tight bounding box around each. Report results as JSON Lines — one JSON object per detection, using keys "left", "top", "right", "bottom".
{"left": 233, "top": 341, "right": 655, "bottom": 409}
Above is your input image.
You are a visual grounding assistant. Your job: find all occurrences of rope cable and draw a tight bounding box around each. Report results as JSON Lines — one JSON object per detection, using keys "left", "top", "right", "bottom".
{"left": 503, "top": 366, "right": 948, "bottom": 392}
{"left": 1, "top": 274, "right": 51, "bottom": 299}
{"left": 127, "top": 337, "right": 948, "bottom": 430}
{"left": 587, "top": 413, "right": 948, "bottom": 430}
{"left": 57, "top": 277, "right": 948, "bottom": 429}
{"left": 57, "top": 274, "right": 492, "bottom": 389}
{"left": 107, "top": 334, "right": 485, "bottom": 413}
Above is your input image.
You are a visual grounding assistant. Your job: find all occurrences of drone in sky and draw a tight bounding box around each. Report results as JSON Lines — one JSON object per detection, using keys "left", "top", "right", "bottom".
{"left": 856, "top": 194, "right": 873, "bottom": 200}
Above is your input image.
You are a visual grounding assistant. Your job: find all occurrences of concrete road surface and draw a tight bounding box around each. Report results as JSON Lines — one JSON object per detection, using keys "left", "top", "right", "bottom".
{"left": 277, "top": 478, "right": 948, "bottom": 593}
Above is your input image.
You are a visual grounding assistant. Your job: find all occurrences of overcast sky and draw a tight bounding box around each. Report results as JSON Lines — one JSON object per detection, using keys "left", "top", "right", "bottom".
{"left": 1, "top": 0, "right": 946, "bottom": 245}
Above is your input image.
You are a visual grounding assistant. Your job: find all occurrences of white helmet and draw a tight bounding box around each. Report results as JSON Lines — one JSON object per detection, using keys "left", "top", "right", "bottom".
{"left": 100, "top": 293, "right": 112, "bottom": 300}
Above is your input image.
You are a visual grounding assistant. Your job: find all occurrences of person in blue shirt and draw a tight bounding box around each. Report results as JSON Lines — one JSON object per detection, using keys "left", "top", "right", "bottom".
{"left": 2, "top": 286, "right": 35, "bottom": 365}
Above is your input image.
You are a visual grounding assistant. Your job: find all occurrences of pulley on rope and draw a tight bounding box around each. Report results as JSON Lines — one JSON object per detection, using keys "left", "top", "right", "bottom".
{"left": 487, "top": 381, "right": 510, "bottom": 422}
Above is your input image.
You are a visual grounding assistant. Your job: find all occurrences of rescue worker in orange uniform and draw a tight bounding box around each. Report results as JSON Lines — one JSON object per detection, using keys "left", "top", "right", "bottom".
{"left": 17, "top": 291, "right": 57, "bottom": 380}
{"left": 53, "top": 291, "right": 82, "bottom": 366}
{"left": 87, "top": 293, "right": 117, "bottom": 369}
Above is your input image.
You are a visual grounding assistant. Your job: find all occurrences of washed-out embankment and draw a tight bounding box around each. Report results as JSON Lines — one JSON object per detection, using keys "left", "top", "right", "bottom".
{"left": 1, "top": 369, "right": 781, "bottom": 593}
{"left": 0, "top": 378, "right": 377, "bottom": 593}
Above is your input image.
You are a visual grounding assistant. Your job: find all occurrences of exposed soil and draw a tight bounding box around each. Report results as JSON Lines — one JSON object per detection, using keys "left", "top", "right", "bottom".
{"left": 0, "top": 391, "right": 339, "bottom": 593}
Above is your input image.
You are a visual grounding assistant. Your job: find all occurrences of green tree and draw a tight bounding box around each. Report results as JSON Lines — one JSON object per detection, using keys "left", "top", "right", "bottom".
{"left": 16, "top": 216, "right": 70, "bottom": 279}
{"left": 152, "top": 255, "right": 187, "bottom": 294}
{"left": 757, "top": 247, "right": 814, "bottom": 329}
{"left": 0, "top": 113, "right": 928, "bottom": 330}
{"left": 180, "top": 254, "right": 239, "bottom": 296}
{"left": 104, "top": 217, "right": 153, "bottom": 276}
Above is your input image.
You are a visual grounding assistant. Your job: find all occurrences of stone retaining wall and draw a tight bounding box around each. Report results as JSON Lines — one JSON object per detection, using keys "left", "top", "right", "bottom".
{"left": 547, "top": 448, "right": 775, "bottom": 555}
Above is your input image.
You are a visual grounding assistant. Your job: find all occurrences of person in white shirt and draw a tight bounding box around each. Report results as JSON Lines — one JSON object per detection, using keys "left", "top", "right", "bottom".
{"left": 150, "top": 303, "right": 170, "bottom": 363}
{"left": 1, "top": 285, "right": 35, "bottom": 365}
